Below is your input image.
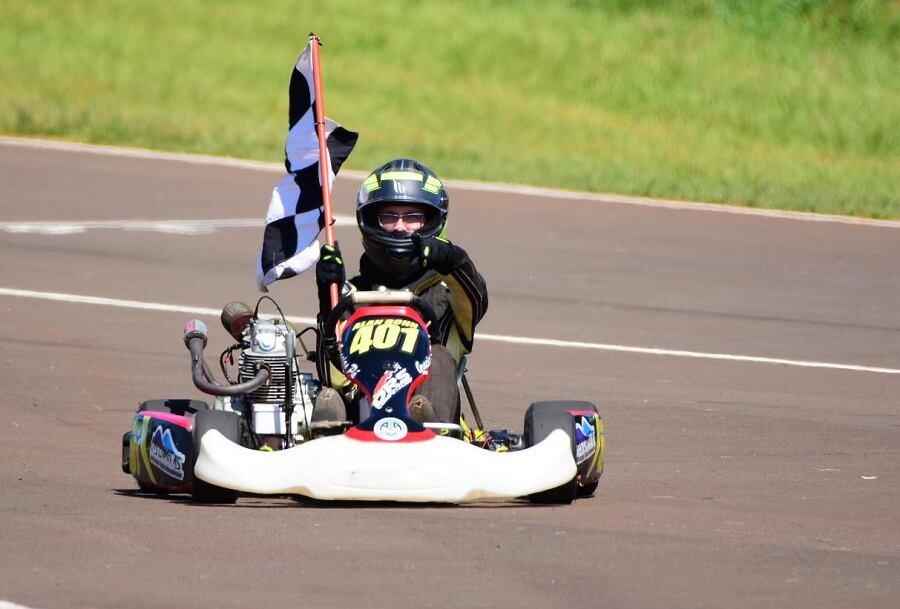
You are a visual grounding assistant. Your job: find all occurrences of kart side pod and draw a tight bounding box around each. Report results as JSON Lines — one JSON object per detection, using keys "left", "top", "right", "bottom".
{"left": 194, "top": 429, "right": 577, "bottom": 503}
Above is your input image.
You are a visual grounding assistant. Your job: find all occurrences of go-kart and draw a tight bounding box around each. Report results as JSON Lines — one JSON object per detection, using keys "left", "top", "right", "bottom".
{"left": 121, "top": 291, "right": 605, "bottom": 504}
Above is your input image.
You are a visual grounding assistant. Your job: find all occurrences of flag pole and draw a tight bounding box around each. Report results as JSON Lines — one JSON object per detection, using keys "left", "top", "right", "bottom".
{"left": 309, "top": 33, "right": 339, "bottom": 309}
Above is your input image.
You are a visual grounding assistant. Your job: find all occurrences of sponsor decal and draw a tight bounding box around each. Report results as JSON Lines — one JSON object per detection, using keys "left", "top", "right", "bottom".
{"left": 351, "top": 318, "right": 419, "bottom": 330}
{"left": 149, "top": 426, "right": 186, "bottom": 480}
{"left": 371, "top": 363, "right": 412, "bottom": 409}
{"left": 574, "top": 416, "right": 597, "bottom": 464}
{"left": 415, "top": 354, "right": 431, "bottom": 375}
{"left": 373, "top": 417, "right": 408, "bottom": 441}
{"left": 339, "top": 346, "right": 360, "bottom": 379}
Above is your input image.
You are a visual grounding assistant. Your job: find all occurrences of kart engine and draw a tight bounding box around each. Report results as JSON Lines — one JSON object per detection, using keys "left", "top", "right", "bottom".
{"left": 239, "top": 319, "right": 299, "bottom": 404}
{"left": 231, "top": 314, "right": 317, "bottom": 443}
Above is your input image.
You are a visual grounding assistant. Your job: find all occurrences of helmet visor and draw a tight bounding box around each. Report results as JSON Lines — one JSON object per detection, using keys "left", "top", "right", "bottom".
{"left": 376, "top": 211, "right": 427, "bottom": 231}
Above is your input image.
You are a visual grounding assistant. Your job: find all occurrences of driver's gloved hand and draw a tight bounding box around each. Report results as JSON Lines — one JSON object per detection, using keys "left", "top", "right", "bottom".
{"left": 316, "top": 243, "right": 345, "bottom": 315}
{"left": 413, "top": 234, "right": 467, "bottom": 275}
{"left": 316, "top": 243, "right": 345, "bottom": 286}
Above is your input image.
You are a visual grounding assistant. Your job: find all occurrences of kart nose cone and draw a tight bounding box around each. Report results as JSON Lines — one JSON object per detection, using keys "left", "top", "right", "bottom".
{"left": 194, "top": 429, "right": 576, "bottom": 503}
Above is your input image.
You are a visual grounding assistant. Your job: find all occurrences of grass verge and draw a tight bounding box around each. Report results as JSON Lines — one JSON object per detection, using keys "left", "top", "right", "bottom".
{"left": 2, "top": 0, "right": 898, "bottom": 218}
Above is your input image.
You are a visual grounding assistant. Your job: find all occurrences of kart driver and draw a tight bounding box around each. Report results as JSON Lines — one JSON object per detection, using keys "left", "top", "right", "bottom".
{"left": 314, "top": 158, "right": 488, "bottom": 425}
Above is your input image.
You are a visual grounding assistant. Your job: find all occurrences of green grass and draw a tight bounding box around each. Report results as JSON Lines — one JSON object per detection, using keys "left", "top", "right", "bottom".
{"left": 2, "top": 0, "right": 898, "bottom": 218}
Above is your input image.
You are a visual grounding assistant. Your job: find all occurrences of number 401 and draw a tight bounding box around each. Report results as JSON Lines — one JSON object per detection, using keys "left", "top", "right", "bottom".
{"left": 348, "top": 324, "right": 419, "bottom": 355}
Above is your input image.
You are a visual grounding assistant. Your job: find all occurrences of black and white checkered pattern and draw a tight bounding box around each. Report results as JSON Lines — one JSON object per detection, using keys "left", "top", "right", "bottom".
{"left": 256, "top": 44, "right": 358, "bottom": 291}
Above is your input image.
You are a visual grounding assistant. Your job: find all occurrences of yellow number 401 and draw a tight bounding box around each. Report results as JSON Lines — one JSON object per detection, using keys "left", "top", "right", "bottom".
{"left": 349, "top": 323, "right": 419, "bottom": 355}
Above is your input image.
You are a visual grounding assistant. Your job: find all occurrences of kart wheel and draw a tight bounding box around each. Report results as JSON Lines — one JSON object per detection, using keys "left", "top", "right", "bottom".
{"left": 121, "top": 432, "right": 132, "bottom": 474}
{"left": 191, "top": 410, "right": 240, "bottom": 504}
{"left": 523, "top": 404, "right": 578, "bottom": 504}
{"left": 139, "top": 399, "right": 209, "bottom": 416}
{"left": 527, "top": 401, "right": 604, "bottom": 501}
{"left": 137, "top": 481, "right": 170, "bottom": 496}
{"left": 577, "top": 480, "right": 599, "bottom": 497}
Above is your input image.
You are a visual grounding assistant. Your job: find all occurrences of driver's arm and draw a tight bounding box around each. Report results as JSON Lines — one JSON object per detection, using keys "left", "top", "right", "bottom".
{"left": 412, "top": 237, "right": 488, "bottom": 356}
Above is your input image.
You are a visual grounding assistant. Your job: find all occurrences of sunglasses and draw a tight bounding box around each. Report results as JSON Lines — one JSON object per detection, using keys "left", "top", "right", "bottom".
{"left": 377, "top": 212, "right": 427, "bottom": 230}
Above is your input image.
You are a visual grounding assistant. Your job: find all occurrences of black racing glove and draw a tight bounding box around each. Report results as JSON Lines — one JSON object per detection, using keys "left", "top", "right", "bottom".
{"left": 315, "top": 243, "right": 345, "bottom": 315}
{"left": 413, "top": 234, "right": 467, "bottom": 275}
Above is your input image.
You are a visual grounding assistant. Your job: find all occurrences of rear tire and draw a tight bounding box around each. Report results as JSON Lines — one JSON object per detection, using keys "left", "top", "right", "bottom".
{"left": 127, "top": 408, "right": 202, "bottom": 493}
{"left": 524, "top": 403, "right": 578, "bottom": 504}
{"left": 191, "top": 410, "right": 240, "bottom": 504}
{"left": 137, "top": 481, "right": 170, "bottom": 496}
{"left": 139, "top": 399, "right": 209, "bottom": 416}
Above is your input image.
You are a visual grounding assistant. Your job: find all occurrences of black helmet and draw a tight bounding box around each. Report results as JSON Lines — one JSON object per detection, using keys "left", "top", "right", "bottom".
{"left": 356, "top": 158, "right": 449, "bottom": 277}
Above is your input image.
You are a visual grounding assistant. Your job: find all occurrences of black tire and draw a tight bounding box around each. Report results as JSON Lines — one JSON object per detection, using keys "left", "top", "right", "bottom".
{"left": 529, "top": 401, "right": 603, "bottom": 499}
{"left": 139, "top": 399, "right": 209, "bottom": 416}
{"left": 191, "top": 410, "right": 241, "bottom": 504}
{"left": 137, "top": 481, "right": 170, "bottom": 496}
{"left": 528, "top": 400, "right": 597, "bottom": 417}
{"left": 121, "top": 431, "right": 132, "bottom": 474}
{"left": 577, "top": 480, "right": 600, "bottom": 497}
{"left": 524, "top": 404, "right": 578, "bottom": 505}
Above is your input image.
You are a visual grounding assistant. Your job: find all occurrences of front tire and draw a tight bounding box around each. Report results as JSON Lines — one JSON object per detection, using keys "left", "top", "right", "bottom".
{"left": 577, "top": 480, "right": 599, "bottom": 497}
{"left": 524, "top": 404, "right": 578, "bottom": 504}
{"left": 191, "top": 410, "right": 241, "bottom": 504}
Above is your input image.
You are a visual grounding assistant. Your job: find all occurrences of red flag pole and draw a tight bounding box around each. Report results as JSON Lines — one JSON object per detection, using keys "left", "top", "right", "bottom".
{"left": 309, "top": 33, "right": 339, "bottom": 309}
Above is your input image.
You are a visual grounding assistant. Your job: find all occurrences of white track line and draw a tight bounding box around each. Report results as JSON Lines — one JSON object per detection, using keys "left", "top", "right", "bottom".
{"left": 2, "top": 136, "right": 897, "bottom": 229}
{"left": 1, "top": 287, "right": 897, "bottom": 375}
{"left": 0, "top": 602, "right": 43, "bottom": 609}
{"left": 477, "top": 333, "right": 900, "bottom": 374}
{"left": 0, "top": 217, "right": 354, "bottom": 235}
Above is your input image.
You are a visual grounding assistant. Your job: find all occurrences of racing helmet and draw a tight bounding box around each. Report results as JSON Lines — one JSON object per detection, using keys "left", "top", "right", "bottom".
{"left": 356, "top": 158, "right": 449, "bottom": 277}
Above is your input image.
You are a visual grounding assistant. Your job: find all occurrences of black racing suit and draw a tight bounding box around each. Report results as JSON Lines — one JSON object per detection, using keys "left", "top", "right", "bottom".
{"left": 321, "top": 251, "right": 488, "bottom": 423}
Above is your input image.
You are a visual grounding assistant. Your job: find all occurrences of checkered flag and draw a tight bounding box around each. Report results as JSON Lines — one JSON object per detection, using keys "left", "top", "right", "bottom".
{"left": 256, "top": 44, "right": 358, "bottom": 291}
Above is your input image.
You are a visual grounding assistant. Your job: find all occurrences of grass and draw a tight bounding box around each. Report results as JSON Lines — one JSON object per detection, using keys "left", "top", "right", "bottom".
{"left": 1, "top": 0, "right": 898, "bottom": 218}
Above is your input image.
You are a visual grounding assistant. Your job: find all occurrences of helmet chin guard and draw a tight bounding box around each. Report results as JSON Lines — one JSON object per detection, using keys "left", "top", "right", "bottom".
{"left": 362, "top": 231, "right": 421, "bottom": 278}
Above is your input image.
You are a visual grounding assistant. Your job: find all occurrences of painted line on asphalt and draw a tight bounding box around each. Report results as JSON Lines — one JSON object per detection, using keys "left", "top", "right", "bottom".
{"left": 3, "top": 136, "right": 897, "bottom": 229}
{"left": 0, "top": 217, "right": 354, "bottom": 235}
{"left": 1, "top": 601, "right": 43, "bottom": 609}
{"left": 1, "top": 287, "right": 897, "bottom": 375}
{"left": 478, "top": 333, "right": 900, "bottom": 375}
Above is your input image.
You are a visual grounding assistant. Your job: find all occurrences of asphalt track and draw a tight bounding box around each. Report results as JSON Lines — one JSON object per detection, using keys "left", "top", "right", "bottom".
{"left": 0, "top": 139, "right": 898, "bottom": 609}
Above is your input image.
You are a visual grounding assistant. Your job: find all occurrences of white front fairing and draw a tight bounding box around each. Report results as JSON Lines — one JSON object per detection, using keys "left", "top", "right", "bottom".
{"left": 194, "top": 430, "right": 576, "bottom": 503}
